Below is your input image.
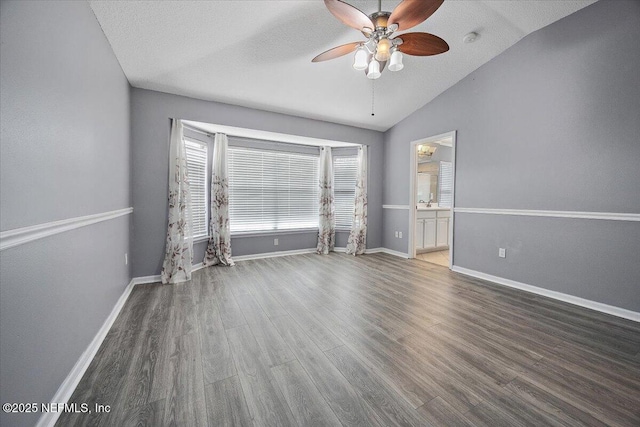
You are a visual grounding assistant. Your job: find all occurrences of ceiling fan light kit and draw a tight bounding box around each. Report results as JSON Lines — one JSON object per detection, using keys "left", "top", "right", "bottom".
{"left": 388, "top": 49, "right": 404, "bottom": 71}
{"left": 374, "top": 37, "right": 392, "bottom": 62}
{"left": 353, "top": 46, "right": 369, "bottom": 70}
{"left": 367, "top": 59, "right": 382, "bottom": 79}
{"left": 313, "top": 0, "right": 449, "bottom": 80}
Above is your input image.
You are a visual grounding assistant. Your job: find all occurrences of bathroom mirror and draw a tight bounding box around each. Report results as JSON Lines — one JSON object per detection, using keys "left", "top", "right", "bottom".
{"left": 416, "top": 143, "right": 453, "bottom": 207}
{"left": 417, "top": 163, "right": 439, "bottom": 204}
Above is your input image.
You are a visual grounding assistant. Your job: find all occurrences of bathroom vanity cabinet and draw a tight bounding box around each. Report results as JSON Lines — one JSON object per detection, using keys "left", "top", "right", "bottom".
{"left": 416, "top": 209, "right": 450, "bottom": 252}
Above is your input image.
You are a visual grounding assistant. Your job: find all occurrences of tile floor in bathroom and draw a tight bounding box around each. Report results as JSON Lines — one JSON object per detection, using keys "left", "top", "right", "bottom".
{"left": 416, "top": 249, "right": 450, "bottom": 267}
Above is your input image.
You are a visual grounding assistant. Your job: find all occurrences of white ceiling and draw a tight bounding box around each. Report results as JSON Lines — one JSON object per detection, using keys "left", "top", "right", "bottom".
{"left": 89, "top": 0, "right": 596, "bottom": 131}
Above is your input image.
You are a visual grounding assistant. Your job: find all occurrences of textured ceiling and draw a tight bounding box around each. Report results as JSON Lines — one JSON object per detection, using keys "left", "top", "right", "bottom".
{"left": 89, "top": 0, "right": 596, "bottom": 131}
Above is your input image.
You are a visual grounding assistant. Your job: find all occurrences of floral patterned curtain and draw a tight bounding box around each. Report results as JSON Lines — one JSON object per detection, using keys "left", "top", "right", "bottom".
{"left": 317, "top": 147, "right": 335, "bottom": 254}
{"left": 161, "top": 119, "right": 193, "bottom": 284}
{"left": 203, "top": 133, "right": 234, "bottom": 266}
{"left": 346, "top": 145, "right": 368, "bottom": 255}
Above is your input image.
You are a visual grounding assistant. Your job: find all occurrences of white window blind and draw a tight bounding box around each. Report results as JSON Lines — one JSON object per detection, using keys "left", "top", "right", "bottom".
{"left": 333, "top": 156, "right": 358, "bottom": 229}
{"left": 228, "top": 146, "right": 319, "bottom": 233}
{"left": 438, "top": 161, "right": 453, "bottom": 208}
{"left": 184, "top": 138, "right": 208, "bottom": 238}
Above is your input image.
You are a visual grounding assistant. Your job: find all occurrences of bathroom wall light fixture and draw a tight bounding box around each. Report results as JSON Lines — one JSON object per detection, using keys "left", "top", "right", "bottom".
{"left": 418, "top": 145, "right": 437, "bottom": 158}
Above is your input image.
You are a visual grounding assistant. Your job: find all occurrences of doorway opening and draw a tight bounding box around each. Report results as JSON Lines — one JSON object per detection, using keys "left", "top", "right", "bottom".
{"left": 408, "top": 131, "right": 456, "bottom": 268}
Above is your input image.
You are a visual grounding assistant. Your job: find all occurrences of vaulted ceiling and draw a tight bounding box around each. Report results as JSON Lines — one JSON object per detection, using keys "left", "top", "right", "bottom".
{"left": 89, "top": 0, "right": 596, "bottom": 131}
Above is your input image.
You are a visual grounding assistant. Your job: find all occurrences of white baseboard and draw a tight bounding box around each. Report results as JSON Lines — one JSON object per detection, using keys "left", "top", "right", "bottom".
{"left": 133, "top": 263, "right": 206, "bottom": 286}
{"left": 36, "top": 278, "right": 136, "bottom": 427}
{"left": 373, "top": 247, "right": 410, "bottom": 258}
{"left": 233, "top": 248, "right": 317, "bottom": 261}
{"left": 131, "top": 275, "right": 161, "bottom": 285}
{"left": 38, "top": 245, "right": 410, "bottom": 427}
{"left": 132, "top": 251, "right": 320, "bottom": 285}
{"left": 201, "top": 247, "right": 402, "bottom": 264}
{"left": 333, "top": 247, "right": 381, "bottom": 255}
{"left": 41, "top": 255, "right": 636, "bottom": 427}
{"left": 334, "top": 246, "right": 409, "bottom": 258}
{"left": 134, "top": 248, "right": 408, "bottom": 286}
{"left": 452, "top": 266, "right": 640, "bottom": 323}
{"left": 136, "top": 248, "right": 408, "bottom": 284}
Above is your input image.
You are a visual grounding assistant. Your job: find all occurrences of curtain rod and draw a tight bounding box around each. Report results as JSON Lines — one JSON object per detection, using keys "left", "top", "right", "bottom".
{"left": 183, "top": 123, "right": 361, "bottom": 150}
{"left": 181, "top": 119, "right": 362, "bottom": 148}
{"left": 229, "top": 135, "right": 322, "bottom": 149}
{"left": 184, "top": 125, "right": 319, "bottom": 149}
{"left": 183, "top": 124, "right": 211, "bottom": 137}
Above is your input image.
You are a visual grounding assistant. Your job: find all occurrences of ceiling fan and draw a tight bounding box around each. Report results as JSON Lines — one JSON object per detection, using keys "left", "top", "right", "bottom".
{"left": 312, "top": 0, "right": 449, "bottom": 79}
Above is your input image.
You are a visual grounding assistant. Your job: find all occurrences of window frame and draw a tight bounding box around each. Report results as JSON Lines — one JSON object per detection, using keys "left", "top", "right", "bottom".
{"left": 179, "top": 124, "right": 364, "bottom": 239}
{"left": 183, "top": 134, "right": 210, "bottom": 240}
{"left": 227, "top": 144, "right": 321, "bottom": 236}
{"left": 332, "top": 154, "right": 359, "bottom": 231}
{"left": 438, "top": 160, "right": 453, "bottom": 208}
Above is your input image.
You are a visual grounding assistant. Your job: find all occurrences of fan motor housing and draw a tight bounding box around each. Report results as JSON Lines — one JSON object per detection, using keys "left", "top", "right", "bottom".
{"left": 370, "top": 12, "right": 391, "bottom": 30}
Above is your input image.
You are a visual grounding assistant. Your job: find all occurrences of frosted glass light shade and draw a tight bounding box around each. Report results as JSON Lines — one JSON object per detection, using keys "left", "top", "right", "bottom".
{"left": 353, "top": 47, "right": 368, "bottom": 70}
{"left": 367, "top": 59, "right": 381, "bottom": 79}
{"left": 389, "top": 50, "right": 404, "bottom": 71}
{"left": 375, "top": 38, "right": 391, "bottom": 62}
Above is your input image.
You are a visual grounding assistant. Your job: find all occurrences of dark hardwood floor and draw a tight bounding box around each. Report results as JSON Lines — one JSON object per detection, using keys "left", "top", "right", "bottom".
{"left": 57, "top": 253, "right": 640, "bottom": 426}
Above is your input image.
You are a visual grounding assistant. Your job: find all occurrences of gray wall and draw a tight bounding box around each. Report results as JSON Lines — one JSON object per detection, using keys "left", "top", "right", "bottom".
{"left": 131, "top": 88, "right": 384, "bottom": 277}
{"left": 382, "top": 0, "right": 640, "bottom": 311}
{"left": 0, "top": 2, "right": 131, "bottom": 426}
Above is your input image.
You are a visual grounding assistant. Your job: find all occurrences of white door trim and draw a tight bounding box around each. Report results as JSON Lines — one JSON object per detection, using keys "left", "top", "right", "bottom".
{"left": 408, "top": 131, "right": 457, "bottom": 269}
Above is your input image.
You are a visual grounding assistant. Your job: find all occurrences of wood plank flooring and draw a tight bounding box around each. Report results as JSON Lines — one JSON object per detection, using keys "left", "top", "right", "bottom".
{"left": 57, "top": 253, "right": 640, "bottom": 426}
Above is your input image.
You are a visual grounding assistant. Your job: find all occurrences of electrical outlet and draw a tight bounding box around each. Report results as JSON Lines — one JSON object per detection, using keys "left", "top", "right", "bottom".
{"left": 274, "top": 238, "right": 279, "bottom": 246}
{"left": 399, "top": 231, "right": 403, "bottom": 238}
{"left": 125, "top": 253, "right": 128, "bottom": 265}
{"left": 498, "top": 248, "right": 506, "bottom": 258}
{"left": 395, "top": 231, "right": 399, "bottom": 238}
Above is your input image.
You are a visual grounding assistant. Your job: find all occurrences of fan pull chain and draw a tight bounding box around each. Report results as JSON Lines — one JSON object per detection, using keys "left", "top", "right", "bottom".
{"left": 371, "top": 80, "right": 375, "bottom": 116}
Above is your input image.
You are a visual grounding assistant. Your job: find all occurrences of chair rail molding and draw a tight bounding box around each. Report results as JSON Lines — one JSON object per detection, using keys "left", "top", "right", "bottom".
{"left": 0, "top": 208, "right": 134, "bottom": 251}
{"left": 453, "top": 207, "right": 640, "bottom": 222}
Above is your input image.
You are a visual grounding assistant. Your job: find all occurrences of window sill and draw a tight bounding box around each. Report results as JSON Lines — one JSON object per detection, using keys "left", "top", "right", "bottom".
{"left": 193, "top": 235, "right": 210, "bottom": 244}
{"left": 194, "top": 228, "right": 351, "bottom": 241}
{"left": 231, "top": 228, "right": 318, "bottom": 238}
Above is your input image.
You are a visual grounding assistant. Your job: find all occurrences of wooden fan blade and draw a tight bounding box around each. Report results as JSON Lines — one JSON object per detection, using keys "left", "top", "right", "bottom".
{"left": 312, "top": 42, "right": 361, "bottom": 62}
{"left": 389, "top": 0, "right": 444, "bottom": 31}
{"left": 324, "top": 0, "right": 374, "bottom": 32}
{"left": 397, "top": 32, "right": 449, "bottom": 56}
